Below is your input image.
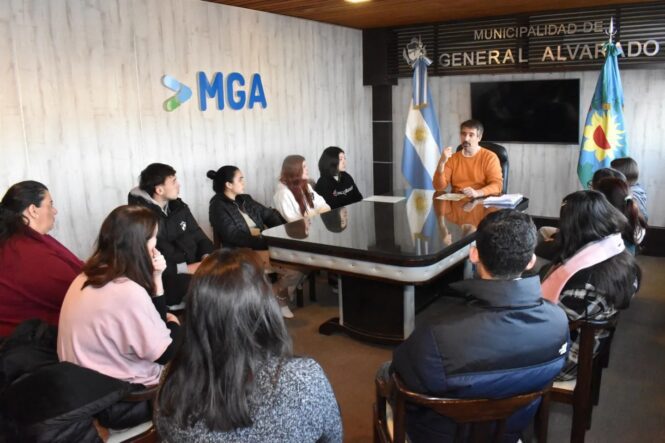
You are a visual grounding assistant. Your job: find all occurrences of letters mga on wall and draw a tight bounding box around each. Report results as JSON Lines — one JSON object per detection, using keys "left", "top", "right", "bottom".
{"left": 438, "top": 20, "right": 660, "bottom": 68}
{"left": 161, "top": 72, "right": 267, "bottom": 112}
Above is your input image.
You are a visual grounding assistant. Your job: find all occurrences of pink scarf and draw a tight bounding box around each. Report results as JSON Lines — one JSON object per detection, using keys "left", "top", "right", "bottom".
{"left": 541, "top": 233, "right": 625, "bottom": 303}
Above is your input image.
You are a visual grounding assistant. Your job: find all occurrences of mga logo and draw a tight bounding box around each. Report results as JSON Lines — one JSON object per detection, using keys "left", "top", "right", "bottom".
{"left": 162, "top": 72, "right": 267, "bottom": 112}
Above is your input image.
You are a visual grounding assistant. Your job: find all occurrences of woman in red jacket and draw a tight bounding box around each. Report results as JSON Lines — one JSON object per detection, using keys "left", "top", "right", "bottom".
{"left": 0, "top": 181, "right": 82, "bottom": 337}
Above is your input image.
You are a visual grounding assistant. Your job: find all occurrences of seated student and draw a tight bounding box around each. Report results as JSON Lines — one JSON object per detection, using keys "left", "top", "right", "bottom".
{"left": 433, "top": 119, "right": 503, "bottom": 198}
{"left": 208, "top": 165, "right": 284, "bottom": 249}
{"left": 207, "top": 165, "right": 301, "bottom": 319}
{"left": 273, "top": 155, "right": 330, "bottom": 222}
{"left": 58, "top": 205, "right": 180, "bottom": 387}
{"left": 0, "top": 181, "right": 83, "bottom": 337}
{"left": 589, "top": 167, "right": 626, "bottom": 189}
{"left": 314, "top": 146, "right": 363, "bottom": 209}
{"left": 386, "top": 210, "right": 569, "bottom": 443}
{"left": 535, "top": 166, "right": 628, "bottom": 261}
{"left": 540, "top": 190, "right": 641, "bottom": 381}
{"left": 611, "top": 157, "right": 649, "bottom": 222}
{"left": 128, "top": 163, "right": 213, "bottom": 306}
{"left": 156, "top": 249, "right": 343, "bottom": 443}
{"left": 594, "top": 177, "right": 647, "bottom": 254}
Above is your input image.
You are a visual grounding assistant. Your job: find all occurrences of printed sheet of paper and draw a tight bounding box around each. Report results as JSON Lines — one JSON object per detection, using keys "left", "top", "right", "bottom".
{"left": 363, "top": 195, "right": 406, "bottom": 204}
{"left": 435, "top": 193, "right": 466, "bottom": 201}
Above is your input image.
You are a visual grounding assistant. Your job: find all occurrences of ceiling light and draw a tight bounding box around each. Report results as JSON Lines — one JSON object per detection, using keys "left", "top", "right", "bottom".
{"left": 345, "top": 0, "right": 371, "bottom": 4}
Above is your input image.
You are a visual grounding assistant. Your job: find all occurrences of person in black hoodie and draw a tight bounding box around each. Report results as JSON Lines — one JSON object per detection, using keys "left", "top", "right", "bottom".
{"left": 128, "top": 163, "right": 214, "bottom": 306}
{"left": 314, "top": 146, "right": 363, "bottom": 209}
{"left": 208, "top": 165, "right": 302, "bottom": 319}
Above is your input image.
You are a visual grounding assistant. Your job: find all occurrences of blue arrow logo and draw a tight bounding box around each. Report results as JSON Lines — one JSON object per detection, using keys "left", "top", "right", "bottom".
{"left": 162, "top": 75, "right": 192, "bottom": 111}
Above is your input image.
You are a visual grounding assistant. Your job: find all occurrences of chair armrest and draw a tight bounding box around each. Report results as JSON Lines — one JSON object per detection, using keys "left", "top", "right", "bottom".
{"left": 123, "top": 384, "right": 159, "bottom": 402}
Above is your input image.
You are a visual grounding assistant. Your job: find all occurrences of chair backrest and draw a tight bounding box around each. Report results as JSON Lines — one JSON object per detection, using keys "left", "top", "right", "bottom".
{"left": 375, "top": 372, "right": 550, "bottom": 443}
{"left": 568, "top": 313, "right": 619, "bottom": 384}
{"left": 550, "top": 312, "right": 620, "bottom": 442}
{"left": 456, "top": 142, "right": 509, "bottom": 194}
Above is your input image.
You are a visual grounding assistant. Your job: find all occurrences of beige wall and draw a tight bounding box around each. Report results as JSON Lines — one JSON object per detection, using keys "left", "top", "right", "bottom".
{"left": 392, "top": 70, "right": 665, "bottom": 226}
{"left": 0, "top": 0, "right": 372, "bottom": 257}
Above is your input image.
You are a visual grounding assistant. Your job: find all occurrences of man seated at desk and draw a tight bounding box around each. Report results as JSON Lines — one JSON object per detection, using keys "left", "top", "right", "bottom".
{"left": 386, "top": 209, "right": 569, "bottom": 442}
{"left": 433, "top": 119, "right": 503, "bottom": 198}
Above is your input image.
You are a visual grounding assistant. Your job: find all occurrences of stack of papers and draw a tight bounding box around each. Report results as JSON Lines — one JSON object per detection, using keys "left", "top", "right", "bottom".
{"left": 483, "top": 194, "right": 524, "bottom": 207}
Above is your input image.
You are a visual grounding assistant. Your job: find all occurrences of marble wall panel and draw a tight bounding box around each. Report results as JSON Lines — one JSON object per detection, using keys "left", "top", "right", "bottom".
{"left": 392, "top": 70, "right": 665, "bottom": 226}
{"left": 0, "top": 0, "right": 372, "bottom": 257}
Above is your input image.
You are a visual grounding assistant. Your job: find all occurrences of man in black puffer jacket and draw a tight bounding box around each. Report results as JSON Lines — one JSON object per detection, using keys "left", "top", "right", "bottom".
{"left": 128, "top": 163, "right": 214, "bottom": 306}
{"left": 387, "top": 210, "right": 570, "bottom": 443}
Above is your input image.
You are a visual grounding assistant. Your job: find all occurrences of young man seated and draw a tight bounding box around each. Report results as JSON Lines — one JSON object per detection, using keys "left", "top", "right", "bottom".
{"left": 385, "top": 209, "right": 569, "bottom": 443}
{"left": 128, "top": 163, "right": 213, "bottom": 306}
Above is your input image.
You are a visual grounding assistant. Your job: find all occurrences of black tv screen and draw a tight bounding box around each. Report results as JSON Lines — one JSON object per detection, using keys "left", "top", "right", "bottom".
{"left": 471, "top": 79, "right": 580, "bottom": 144}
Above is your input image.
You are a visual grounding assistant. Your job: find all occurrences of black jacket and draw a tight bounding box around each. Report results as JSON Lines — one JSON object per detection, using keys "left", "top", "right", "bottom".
{"left": 128, "top": 188, "right": 214, "bottom": 276}
{"left": 392, "top": 276, "right": 569, "bottom": 443}
{"left": 314, "top": 172, "right": 363, "bottom": 209}
{"left": 0, "top": 320, "right": 143, "bottom": 442}
{"left": 209, "top": 193, "right": 285, "bottom": 250}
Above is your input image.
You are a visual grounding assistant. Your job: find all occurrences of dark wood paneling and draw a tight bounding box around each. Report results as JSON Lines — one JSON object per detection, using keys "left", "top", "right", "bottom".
{"left": 372, "top": 162, "right": 393, "bottom": 197}
{"left": 207, "top": 0, "right": 656, "bottom": 30}
{"left": 372, "top": 122, "right": 392, "bottom": 162}
{"left": 372, "top": 84, "right": 393, "bottom": 120}
{"left": 363, "top": 29, "right": 397, "bottom": 86}
{"left": 393, "top": 2, "right": 665, "bottom": 76}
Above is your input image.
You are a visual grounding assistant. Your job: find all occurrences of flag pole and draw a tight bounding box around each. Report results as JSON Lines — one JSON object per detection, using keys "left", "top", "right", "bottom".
{"left": 606, "top": 17, "right": 616, "bottom": 44}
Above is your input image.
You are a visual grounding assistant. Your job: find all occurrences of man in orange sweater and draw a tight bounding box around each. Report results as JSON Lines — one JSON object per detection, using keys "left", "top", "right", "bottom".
{"left": 432, "top": 120, "right": 503, "bottom": 198}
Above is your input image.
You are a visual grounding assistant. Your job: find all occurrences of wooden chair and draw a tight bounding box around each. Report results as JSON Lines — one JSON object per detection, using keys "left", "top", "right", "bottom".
{"left": 374, "top": 372, "right": 551, "bottom": 443}
{"left": 105, "top": 385, "right": 160, "bottom": 443}
{"left": 550, "top": 313, "right": 619, "bottom": 443}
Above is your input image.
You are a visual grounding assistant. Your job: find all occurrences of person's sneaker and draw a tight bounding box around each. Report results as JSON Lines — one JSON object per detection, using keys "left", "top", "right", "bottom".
{"left": 281, "top": 305, "right": 295, "bottom": 319}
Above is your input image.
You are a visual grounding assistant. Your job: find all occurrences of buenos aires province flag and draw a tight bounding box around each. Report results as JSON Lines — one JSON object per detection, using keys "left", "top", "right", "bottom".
{"left": 578, "top": 42, "right": 628, "bottom": 188}
{"left": 401, "top": 59, "right": 442, "bottom": 190}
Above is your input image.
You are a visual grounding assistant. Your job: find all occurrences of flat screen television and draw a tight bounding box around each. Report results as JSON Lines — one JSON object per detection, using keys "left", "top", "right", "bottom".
{"left": 470, "top": 79, "right": 580, "bottom": 144}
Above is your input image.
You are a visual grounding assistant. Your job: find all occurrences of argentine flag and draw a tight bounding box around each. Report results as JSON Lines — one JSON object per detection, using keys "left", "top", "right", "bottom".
{"left": 401, "top": 57, "right": 442, "bottom": 190}
{"left": 405, "top": 188, "right": 438, "bottom": 252}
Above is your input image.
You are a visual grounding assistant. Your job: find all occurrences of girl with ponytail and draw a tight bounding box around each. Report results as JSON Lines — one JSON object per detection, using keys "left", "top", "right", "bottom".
{"left": 594, "top": 177, "right": 647, "bottom": 253}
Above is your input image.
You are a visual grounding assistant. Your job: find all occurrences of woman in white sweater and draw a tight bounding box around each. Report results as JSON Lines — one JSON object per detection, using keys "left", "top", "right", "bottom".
{"left": 273, "top": 155, "right": 330, "bottom": 222}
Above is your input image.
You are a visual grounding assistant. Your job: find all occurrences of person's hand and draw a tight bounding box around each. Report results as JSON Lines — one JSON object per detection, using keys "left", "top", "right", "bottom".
{"left": 151, "top": 249, "right": 166, "bottom": 276}
{"left": 437, "top": 147, "right": 453, "bottom": 171}
{"left": 166, "top": 313, "right": 180, "bottom": 325}
{"left": 187, "top": 262, "right": 201, "bottom": 274}
{"left": 462, "top": 187, "right": 481, "bottom": 199}
{"left": 463, "top": 198, "right": 482, "bottom": 212}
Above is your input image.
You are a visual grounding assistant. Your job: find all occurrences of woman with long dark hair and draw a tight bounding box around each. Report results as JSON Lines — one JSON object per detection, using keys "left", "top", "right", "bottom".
{"left": 315, "top": 146, "right": 363, "bottom": 209}
{"left": 156, "top": 249, "right": 342, "bottom": 442}
{"left": 540, "top": 190, "right": 641, "bottom": 380}
{"left": 594, "top": 177, "right": 647, "bottom": 253}
{"left": 58, "top": 205, "right": 180, "bottom": 386}
{"left": 0, "top": 181, "right": 82, "bottom": 337}
{"left": 273, "top": 155, "right": 330, "bottom": 222}
{"left": 207, "top": 165, "right": 302, "bottom": 319}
